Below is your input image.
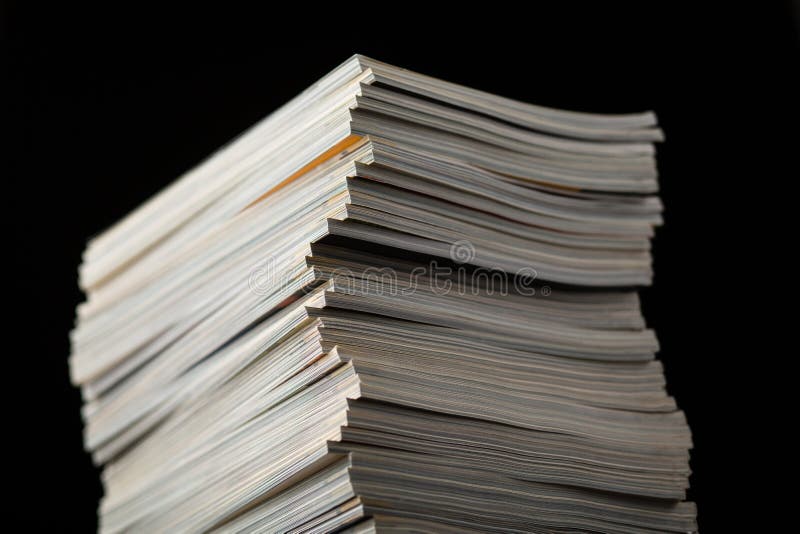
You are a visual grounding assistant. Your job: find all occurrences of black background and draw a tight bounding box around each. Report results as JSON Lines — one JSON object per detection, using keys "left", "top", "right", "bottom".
{"left": 5, "top": 4, "right": 797, "bottom": 532}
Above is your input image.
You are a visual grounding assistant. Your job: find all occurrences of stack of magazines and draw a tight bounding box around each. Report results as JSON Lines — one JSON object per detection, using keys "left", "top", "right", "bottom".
{"left": 71, "top": 55, "right": 696, "bottom": 533}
